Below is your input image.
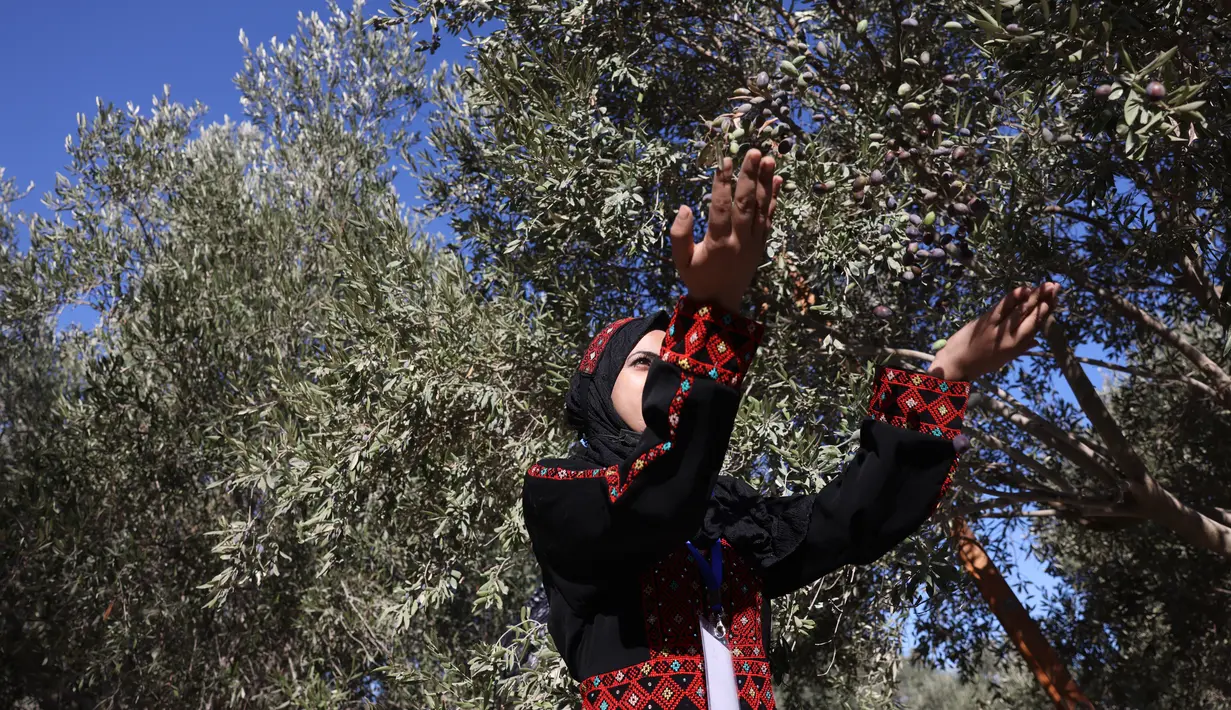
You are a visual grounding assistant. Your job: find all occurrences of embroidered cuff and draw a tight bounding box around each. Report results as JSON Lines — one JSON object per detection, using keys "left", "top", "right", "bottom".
{"left": 661, "top": 296, "right": 765, "bottom": 388}
{"left": 868, "top": 366, "right": 969, "bottom": 439}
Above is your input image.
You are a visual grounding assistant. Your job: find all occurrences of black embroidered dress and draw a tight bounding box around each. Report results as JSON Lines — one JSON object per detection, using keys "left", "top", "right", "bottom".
{"left": 522, "top": 296, "right": 970, "bottom": 710}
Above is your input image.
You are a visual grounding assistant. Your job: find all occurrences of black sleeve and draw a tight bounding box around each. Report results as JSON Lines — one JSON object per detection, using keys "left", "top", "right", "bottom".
{"left": 522, "top": 296, "right": 764, "bottom": 612}
{"left": 760, "top": 366, "right": 970, "bottom": 599}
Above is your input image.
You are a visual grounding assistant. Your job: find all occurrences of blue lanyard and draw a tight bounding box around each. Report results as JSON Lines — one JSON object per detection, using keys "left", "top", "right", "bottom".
{"left": 684, "top": 541, "right": 723, "bottom": 616}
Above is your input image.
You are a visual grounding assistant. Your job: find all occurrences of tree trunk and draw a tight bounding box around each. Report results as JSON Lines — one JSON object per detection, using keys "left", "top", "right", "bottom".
{"left": 950, "top": 517, "right": 1095, "bottom": 710}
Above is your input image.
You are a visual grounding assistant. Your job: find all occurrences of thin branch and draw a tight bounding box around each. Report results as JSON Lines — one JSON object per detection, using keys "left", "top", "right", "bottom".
{"left": 1041, "top": 314, "right": 1153, "bottom": 486}
{"left": 983, "top": 385, "right": 1120, "bottom": 485}
{"left": 970, "top": 429, "right": 1076, "bottom": 493}
{"left": 1076, "top": 274, "right": 1231, "bottom": 408}
{"left": 1019, "top": 350, "right": 1219, "bottom": 400}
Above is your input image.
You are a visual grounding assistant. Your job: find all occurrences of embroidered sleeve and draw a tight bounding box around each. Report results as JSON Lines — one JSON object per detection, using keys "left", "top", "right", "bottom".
{"left": 660, "top": 296, "right": 765, "bottom": 388}
{"left": 867, "top": 366, "right": 969, "bottom": 439}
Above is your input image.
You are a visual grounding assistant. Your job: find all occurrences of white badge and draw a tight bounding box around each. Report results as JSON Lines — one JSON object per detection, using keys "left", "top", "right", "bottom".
{"left": 699, "top": 614, "right": 739, "bottom": 710}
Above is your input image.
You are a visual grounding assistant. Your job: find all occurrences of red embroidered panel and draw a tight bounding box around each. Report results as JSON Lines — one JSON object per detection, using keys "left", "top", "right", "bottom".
{"left": 579, "top": 316, "right": 639, "bottom": 374}
{"left": 661, "top": 298, "right": 765, "bottom": 389}
{"left": 867, "top": 366, "right": 971, "bottom": 513}
{"left": 577, "top": 541, "right": 776, "bottom": 710}
{"left": 867, "top": 366, "right": 969, "bottom": 437}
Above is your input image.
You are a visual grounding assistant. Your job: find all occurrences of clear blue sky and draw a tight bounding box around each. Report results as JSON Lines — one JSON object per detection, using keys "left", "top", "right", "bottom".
{"left": 3, "top": 0, "right": 1116, "bottom": 661}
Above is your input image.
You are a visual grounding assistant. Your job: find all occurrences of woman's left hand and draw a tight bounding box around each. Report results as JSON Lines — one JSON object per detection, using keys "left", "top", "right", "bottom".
{"left": 928, "top": 281, "right": 1062, "bottom": 381}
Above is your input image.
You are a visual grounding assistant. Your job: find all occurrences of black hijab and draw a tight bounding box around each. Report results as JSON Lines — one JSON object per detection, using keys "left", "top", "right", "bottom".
{"left": 564, "top": 310, "right": 670, "bottom": 469}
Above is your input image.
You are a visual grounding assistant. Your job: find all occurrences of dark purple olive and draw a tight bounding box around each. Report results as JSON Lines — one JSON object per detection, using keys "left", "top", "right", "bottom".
{"left": 1094, "top": 84, "right": 1114, "bottom": 99}
{"left": 911, "top": 265, "right": 923, "bottom": 277}
{"left": 900, "top": 270, "right": 916, "bottom": 282}
{"left": 1041, "top": 125, "right": 1055, "bottom": 143}
{"left": 873, "top": 305, "right": 894, "bottom": 319}
{"left": 1005, "top": 23, "right": 1022, "bottom": 34}
{"left": 778, "top": 138, "right": 794, "bottom": 154}
{"left": 922, "top": 190, "right": 938, "bottom": 201}
{"left": 880, "top": 223, "right": 893, "bottom": 234}
{"left": 853, "top": 175, "right": 870, "bottom": 189}
{"left": 969, "top": 199, "right": 989, "bottom": 217}
{"left": 870, "top": 169, "right": 885, "bottom": 185}
{"left": 941, "top": 170, "right": 956, "bottom": 184}
{"left": 909, "top": 214, "right": 923, "bottom": 225}
{"left": 958, "top": 127, "right": 971, "bottom": 137}
{"left": 952, "top": 146, "right": 968, "bottom": 161}
{"left": 950, "top": 202, "right": 971, "bottom": 215}
{"left": 887, "top": 195, "right": 898, "bottom": 209}
{"left": 887, "top": 105, "right": 902, "bottom": 120}
{"left": 952, "top": 433, "right": 971, "bottom": 454}
{"left": 928, "top": 247, "right": 946, "bottom": 259}
{"left": 930, "top": 113, "right": 944, "bottom": 126}
{"left": 942, "top": 74, "right": 959, "bottom": 86}
{"left": 958, "top": 243, "right": 974, "bottom": 264}
{"left": 921, "top": 231, "right": 935, "bottom": 245}
{"left": 944, "top": 243, "right": 961, "bottom": 257}
{"left": 755, "top": 72, "right": 770, "bottom": 89}
{"left": 919, "top": 127, "right": 932, "bottom": 138}
{"left": 812, "top": 180, "right": 835, "bottom": 194}
{"left": 839, "top": 83, "right": 852, "bottom": 92}
{"left": 933, "top": 147, "right": 951, "bottom": 157}
{"left": 907, "top": 241, "right": 920, "bottom": 253}
{"left": 905, "top": 225, "right": 922, "bottom": 238}
{"left": 1146, "top": 81, "right": 1166, "bottom": 101}
{"left": 901, "top": 17, "right": 919, "bottom": 28}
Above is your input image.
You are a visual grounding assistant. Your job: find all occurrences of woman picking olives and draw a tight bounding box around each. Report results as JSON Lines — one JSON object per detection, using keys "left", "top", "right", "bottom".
{"left": 522, "top": 149, "right": 1059, "bottom": 710}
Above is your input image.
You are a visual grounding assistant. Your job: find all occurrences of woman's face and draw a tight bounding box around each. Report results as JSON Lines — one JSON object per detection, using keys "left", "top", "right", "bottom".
{"left": 611, "top": 329, "right": 666, "bottom": 433}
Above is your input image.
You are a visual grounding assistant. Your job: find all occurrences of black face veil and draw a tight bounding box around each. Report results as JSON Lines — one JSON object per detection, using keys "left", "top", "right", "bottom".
{"left": 563, "top": 310, "right": 670, "bottom": 469}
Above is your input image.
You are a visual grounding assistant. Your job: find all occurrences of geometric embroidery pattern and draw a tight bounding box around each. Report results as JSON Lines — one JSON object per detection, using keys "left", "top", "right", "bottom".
{"left": 867, "top": 366, "right": 971, "bottom": 514}
{"left": 527, "top": 375, "right": 695, "bottom": 503}
{"left": 578, "top": 541, "right": 776, "bottom": 710}
{"left": 579, "top": 316, "right": 639, "bottom": 374}
{"left": 661, "top": 298, "right": 765, "bottom": 389}
{"left": 867, "top": 366, "right": 969, "bottom": 439}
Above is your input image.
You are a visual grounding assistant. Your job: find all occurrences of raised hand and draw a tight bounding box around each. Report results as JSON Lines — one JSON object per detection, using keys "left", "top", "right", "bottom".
{"left": 929, "top": 281, "right": 1063, "bottom": 381}
{"left": 668, "top": 149, "right": 783, "bottom": 312}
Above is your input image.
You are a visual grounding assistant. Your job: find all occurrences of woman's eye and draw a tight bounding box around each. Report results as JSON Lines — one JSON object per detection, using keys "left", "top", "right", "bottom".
{"left": 633, "top": 356, "right": 653, "bottom": 367}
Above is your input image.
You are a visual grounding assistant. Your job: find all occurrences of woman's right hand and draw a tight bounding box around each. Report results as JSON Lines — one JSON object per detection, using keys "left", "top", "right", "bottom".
{"left": 668, "top": 149, "right": 783, "bottom": 313}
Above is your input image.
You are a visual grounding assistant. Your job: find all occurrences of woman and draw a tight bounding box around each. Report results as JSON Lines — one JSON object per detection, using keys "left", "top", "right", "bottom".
{"left": 522, "top": 149, "right": 1059, "bottom": 710}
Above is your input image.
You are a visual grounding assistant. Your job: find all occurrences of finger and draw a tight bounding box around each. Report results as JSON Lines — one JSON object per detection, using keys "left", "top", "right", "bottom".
{"left": 667, "top": 205, "right": 696, "bottom": 273}
{"left": 765, "top": 176, "right": 784, "bottom": 230}
{"left": 730, "top": 149, "right": 762, "bottom": 241}
{"left": 752, "top": 155, "right": 776, "bottom": 245}
{"left": 708, "top": 157, "right": 734, "bottom": 238}
{"left": 1007, "top": 285, "right": 1044, "bottom": 333}
{"left": 1019, "top": 298, "right": 1053, "bottom": 339}
{"left": 990, "top": 284, "right": 1033, "bottom": 323}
